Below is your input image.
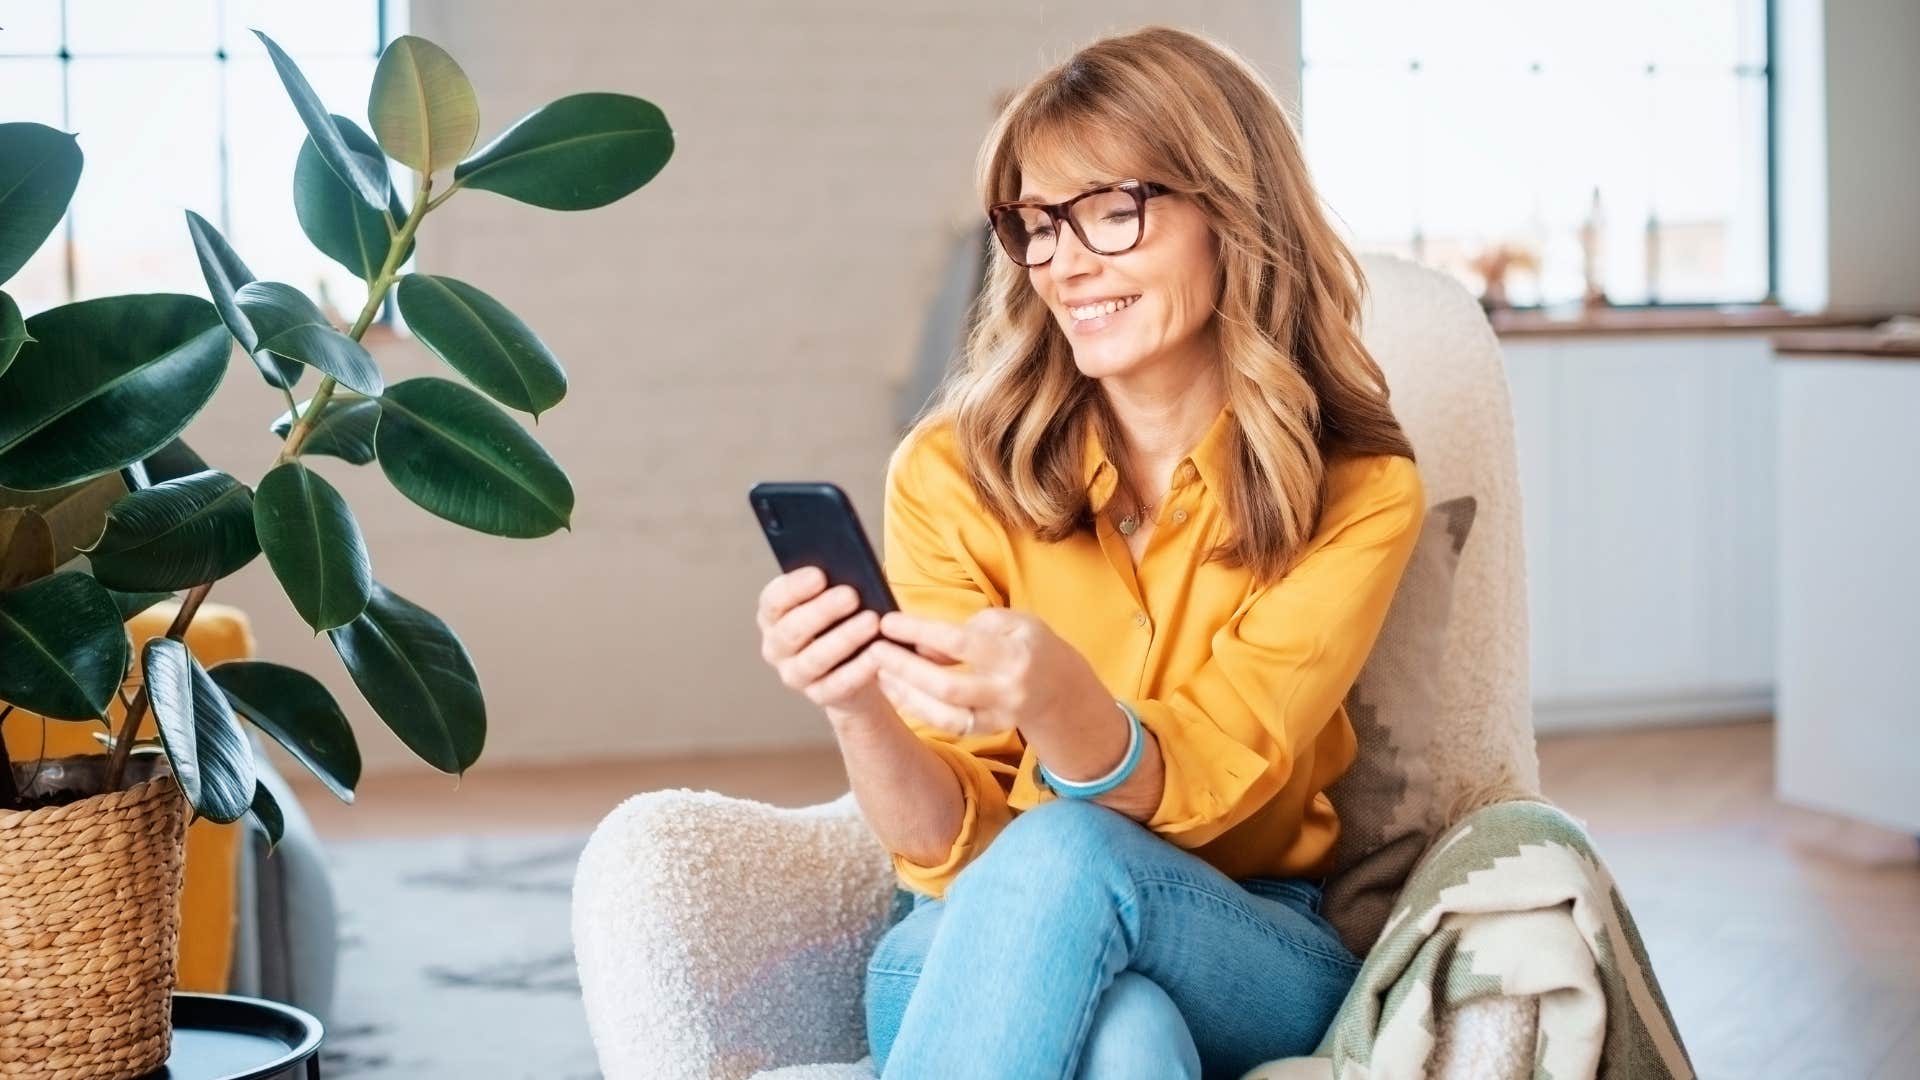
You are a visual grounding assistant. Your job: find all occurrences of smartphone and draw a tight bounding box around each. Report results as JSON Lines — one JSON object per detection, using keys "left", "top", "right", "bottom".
{"left": 749, "top": 482, "right": 899, "bottom": 621}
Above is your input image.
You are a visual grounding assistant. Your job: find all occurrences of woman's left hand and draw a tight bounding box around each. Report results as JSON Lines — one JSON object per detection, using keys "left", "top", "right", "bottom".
{"left": 865, "top": 608, "right": 1109, "bottom": 738}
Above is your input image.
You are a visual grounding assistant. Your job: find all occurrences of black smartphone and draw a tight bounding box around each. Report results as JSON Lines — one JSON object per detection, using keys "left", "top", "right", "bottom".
{"left": 749, "top": 482, "right": 899, "bottom": 620}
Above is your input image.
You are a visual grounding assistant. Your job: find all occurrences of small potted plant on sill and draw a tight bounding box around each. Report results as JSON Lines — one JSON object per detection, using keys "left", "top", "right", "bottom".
{"left": 0, "top": 30, "right": 672, "bottom": 1079}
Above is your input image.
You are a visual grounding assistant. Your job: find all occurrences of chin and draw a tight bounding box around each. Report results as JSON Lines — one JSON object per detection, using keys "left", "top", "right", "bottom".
{"left": 1070, "top": 344, "right": 1147, "bottom": 379}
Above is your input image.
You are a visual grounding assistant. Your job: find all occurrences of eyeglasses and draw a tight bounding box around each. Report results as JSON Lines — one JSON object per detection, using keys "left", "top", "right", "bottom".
{"left": 987, "top": 179, "right": 1173, "bottom": 268}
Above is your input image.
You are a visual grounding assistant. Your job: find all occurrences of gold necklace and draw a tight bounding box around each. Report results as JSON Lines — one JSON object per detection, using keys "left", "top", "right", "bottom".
{"left": 1114, "top": 479, "right": 1154, "bottom": 536}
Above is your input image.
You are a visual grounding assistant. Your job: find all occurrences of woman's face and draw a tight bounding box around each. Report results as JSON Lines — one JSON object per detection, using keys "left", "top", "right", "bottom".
{"left": 1020, "top": 167, "right": 1221, "bottom": 382}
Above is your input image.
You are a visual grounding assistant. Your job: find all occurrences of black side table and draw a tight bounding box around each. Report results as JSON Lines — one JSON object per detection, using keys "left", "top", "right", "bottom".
{"left": 136, "top": 992, "right": 325, "bottom": 1080}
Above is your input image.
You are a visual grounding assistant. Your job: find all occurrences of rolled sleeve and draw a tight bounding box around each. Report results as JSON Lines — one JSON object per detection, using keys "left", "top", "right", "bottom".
{"left": 890, "top": 738, "right": 1017, "bottom": 897}
{"left": 881, "top": 430, "right": 1021, "bottom": 896}
{"left": 1137, "top": 456, "right": 1427, "bottom": 848}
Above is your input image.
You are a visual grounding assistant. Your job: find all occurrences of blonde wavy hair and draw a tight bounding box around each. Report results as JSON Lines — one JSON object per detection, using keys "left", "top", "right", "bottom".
{"left": 901, "top": 25, "right": 1417, "bottom": 588}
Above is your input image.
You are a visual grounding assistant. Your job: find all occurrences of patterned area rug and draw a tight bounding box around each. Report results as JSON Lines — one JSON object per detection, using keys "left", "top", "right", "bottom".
{"left": 320, "top": 832, "right": 599, "bottom": 1078}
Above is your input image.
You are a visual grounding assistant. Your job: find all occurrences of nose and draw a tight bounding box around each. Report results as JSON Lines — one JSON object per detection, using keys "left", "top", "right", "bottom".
{"left": 1046, "top": 218, "right": 1100, "bottom": 284}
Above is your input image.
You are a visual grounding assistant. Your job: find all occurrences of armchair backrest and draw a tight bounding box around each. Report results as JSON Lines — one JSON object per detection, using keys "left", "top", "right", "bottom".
{"left": 1354, "top": 253, "right": 1538, "bottom": 812}
{"left": 1315, "top": 255, "right": 1542, "bottom": 955}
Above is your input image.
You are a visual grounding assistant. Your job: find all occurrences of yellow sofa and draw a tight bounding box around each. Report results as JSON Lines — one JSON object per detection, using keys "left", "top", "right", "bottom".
{"left": 2, "top": 599, "right": 258, "bottom": 994}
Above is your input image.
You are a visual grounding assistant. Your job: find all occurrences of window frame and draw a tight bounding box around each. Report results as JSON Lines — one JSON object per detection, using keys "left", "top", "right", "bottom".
{"left": 1297, "top": 0, "right": 1778, "bottom": 310}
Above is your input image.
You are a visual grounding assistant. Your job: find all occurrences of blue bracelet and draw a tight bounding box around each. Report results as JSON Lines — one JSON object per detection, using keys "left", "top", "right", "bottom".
{"left": 1037, "top": 700, "right": 1145, "bottom": 798}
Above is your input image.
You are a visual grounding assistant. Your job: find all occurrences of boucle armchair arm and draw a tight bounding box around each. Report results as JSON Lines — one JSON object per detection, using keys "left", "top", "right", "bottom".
{"left": 572, "top": 789, "right": 897, "bottom": 1080}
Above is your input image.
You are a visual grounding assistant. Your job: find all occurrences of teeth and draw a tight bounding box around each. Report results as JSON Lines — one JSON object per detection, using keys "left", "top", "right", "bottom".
{"left": 1070, "top": 295, "right": 1139, "bottom": 321}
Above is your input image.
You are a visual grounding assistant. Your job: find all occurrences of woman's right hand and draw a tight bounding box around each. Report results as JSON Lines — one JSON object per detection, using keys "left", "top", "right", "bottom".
{"left": 757, "top": 566, "right": 890, "bottom": 722}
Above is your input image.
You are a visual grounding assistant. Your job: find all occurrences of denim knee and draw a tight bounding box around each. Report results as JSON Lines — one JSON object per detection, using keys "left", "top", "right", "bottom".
{"left": 1074, "top": 971, "right": 1200, "bottom": 1080}
{"left": 963, "top": 797, "right": 1140, "bottom": 883}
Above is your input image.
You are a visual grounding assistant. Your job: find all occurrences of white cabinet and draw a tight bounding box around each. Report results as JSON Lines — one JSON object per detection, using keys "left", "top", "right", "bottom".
{"left": 1500, "top": 335, "right": 1778, "bottom": 731}
{"left": 1774, "top": 355, "right": 1920, "bottom": 833}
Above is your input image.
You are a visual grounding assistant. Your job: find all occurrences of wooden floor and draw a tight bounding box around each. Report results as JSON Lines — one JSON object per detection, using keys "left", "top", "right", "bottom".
{"left": 290, "top": 719, "right": 1920, "bottom": 1078}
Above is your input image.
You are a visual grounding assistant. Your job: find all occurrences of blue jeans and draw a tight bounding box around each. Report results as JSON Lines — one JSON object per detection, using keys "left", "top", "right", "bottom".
{"left": 864, "top": 798, "right": 1361, "bottom": 1080}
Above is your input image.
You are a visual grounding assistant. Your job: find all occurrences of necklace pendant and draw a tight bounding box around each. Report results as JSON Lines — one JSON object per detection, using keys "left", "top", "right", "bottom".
{"left": 1117, "top": 515, "right": 1138, "bottom": 536}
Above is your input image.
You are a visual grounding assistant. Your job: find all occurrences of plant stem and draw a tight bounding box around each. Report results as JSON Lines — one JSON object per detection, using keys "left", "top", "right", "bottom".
{"left": 103, "top": 580, "right": 213, "bottom": 791}
{"left": 279, "top": 172, "right": 432, "bottom": 464}
{"left": 101, "top": 172, "right": 440, "bottom": 794}
{"left": 423, "top": 178, "right": 462, "bottom": 214}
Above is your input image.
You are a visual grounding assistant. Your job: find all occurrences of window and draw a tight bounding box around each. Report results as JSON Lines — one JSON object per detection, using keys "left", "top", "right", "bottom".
{"left": 0, "top": 1, "right": 405, "bottom": 320}
{"left": 1301, "top": 0, "right": 1772, "bottom": 307}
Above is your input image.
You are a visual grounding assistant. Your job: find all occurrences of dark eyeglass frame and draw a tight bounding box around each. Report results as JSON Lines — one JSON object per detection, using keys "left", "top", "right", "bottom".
{"left": 987, "top": 179, "right": 1175, "bottom": 268}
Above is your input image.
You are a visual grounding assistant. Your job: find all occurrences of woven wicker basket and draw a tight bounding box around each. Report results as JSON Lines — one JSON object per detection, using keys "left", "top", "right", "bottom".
{"left": 0, "top": 755, "right": 187, "bottom": 1079}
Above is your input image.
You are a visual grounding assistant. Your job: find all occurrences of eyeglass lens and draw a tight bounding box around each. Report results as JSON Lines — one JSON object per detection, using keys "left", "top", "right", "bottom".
{"left": 996, "top": 189, "right": 1143, "bottom": 266}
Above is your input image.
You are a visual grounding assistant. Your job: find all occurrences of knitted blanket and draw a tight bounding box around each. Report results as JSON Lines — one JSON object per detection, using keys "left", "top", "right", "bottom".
{"left": 1246, "top": 799, "right": 1695, "bottom": 1080}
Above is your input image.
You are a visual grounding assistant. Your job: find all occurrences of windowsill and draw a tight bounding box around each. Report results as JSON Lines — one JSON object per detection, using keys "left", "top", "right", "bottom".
{"left": 1771, "top": 329, "right": 1920, "bottom": 361}
{"left": 1491, "top": 304, "right": 1887, "bottom": 340}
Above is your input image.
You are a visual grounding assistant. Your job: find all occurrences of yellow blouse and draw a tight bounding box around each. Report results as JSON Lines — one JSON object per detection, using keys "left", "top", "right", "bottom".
{"left": 880, "top": 402, "right": 1426, "bottom": 898}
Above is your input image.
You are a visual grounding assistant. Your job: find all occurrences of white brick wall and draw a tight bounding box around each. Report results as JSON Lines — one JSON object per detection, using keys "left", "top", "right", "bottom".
{"left": 195, "top": 1, "right": 1301, "bottom": 774}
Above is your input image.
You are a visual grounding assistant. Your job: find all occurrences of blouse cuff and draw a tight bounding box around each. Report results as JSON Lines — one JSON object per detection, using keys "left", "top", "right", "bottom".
{"left": 1129, "top": 697, "right": 1275, "bottom": 846}
{"left": 890, "top": 739, "right": 1013, "bottom": 898}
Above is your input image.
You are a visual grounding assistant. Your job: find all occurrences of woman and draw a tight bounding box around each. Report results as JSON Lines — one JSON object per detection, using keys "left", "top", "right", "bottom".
{"left": 754, "top": 25, "right": 1424, "bottom": 1080}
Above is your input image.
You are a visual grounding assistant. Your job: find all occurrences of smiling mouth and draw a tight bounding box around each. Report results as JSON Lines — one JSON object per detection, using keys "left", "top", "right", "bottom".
{"left": 1067, "top": 294, "right": 1141, "bottom": 322}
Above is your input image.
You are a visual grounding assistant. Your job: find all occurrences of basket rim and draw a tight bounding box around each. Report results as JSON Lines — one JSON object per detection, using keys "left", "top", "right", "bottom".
{"left": 0, "top": 763, "right": 180, "bottom": 831}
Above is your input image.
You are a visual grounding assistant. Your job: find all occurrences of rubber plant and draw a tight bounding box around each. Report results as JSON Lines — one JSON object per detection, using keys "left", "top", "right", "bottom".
{"left": 0, "top": 31, "right": 673, "bottom": 833}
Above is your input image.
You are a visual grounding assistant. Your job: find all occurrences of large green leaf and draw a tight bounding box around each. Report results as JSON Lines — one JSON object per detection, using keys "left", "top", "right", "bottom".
{"left": 294, "top": 115, "right": 414, "bottom": 283}
{"left": 0, "top": 294, "right": 228, "bottom": 491}
{"left": 369, "top": 35, "right": 479, "bottom": 176}
{"left": 0, "top": 571, "right": 127, "bottom": 720}
{"left": 139, "top": 437, "right": 211, "bottom": 486}
{"left": 396, "top": 275, "right": 567, "bottom": 418}
{"left": 0, "top": 509, "right": 54, "bottom": 590}
{"left": 184, "top": 210, "right": 302, "bottom": 391}
{"left": 233, "top": 282, "right": 384, "bottom": 397}
{"left": 374, "top": 378, "right": 573, "bottom": 537}
{"left": 253, "top": 461, "right": 372, "bottom": 633}
{"left": 143, "top": 636, "right": 255, "bottom": 823}
{"left": 270, "top": 393, "right": 381, "bottom": 465}
{"left": 80, "top": 470, "right": 260, "bottom": 591}
{"left": 250, "top": 780, "right": 285, "bottom": 851}
{"left": 254, "top": 30, "right": 390, "bottom": 211}
{"left": 0, "top": 290, "right": 28, "bottom": 380}
{"left": 453, "top": 93, "right": 673, "bottom": 211}
{"left": 209, "top": 659, "right": 361, "bottom": 804}
{"left": 328, "top": 580, "right": 484, "bottom": 774}
{"left": 107, "top": 588, "right": 176, "bottom": 622}
{"left": 0, "top": 470, "right": 125, "bottom": 572}
{"left": 0, "top": 123, "right": 82, "bottom": 286}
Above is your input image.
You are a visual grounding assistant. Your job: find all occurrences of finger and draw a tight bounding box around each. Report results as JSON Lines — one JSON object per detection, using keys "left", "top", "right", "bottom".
{"left": 866, "top": 639, "right": 1001, "bottom": 710}
{"left": 915, "top": 639, "right": 964, "bottom": 665}
{"left": 770, "top": 584, "right": 863, "bottom": 660}
{"left": 873, "top": 611, "right": 965, "bottom": 664}
{"left": 784, "top": 607, "right": 881, "bottom": 688}
{"left": 758, "top": 566, "right": 826, "bottom": 629}
{"left": 881, "top": 672, "right": 1016, "bottom": 736}
{"left": 803, "top": 635, "right": 882, "bottom": 705}
{"left": 883, "top": 607, "right": 1006, "bottom": 664}
{"left": 877, "top": 671, "right": 975, "bottom": 735}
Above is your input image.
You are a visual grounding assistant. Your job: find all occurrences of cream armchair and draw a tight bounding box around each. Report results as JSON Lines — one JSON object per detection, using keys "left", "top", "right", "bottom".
{"left": 572, "top": 255, "right": 1561, "bottom": 1079}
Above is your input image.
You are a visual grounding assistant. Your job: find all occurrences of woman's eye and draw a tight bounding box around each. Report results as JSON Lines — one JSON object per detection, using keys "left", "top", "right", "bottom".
{"left": 1103, "top": 211, "right": 1138, "bottom": 224}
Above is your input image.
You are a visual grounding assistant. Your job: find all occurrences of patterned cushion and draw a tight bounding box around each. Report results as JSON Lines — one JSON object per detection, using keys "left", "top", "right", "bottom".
{"left": 1322, "top": 494, "right": 1477, "bottom": 957}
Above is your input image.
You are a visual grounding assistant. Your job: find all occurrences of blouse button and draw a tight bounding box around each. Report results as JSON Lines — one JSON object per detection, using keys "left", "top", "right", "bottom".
{"left": 1133, "top": 610, "right": 1149, "bottom": 627}
{"left": 1172, "top": 509, "right": 1188, "bottom": 524}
